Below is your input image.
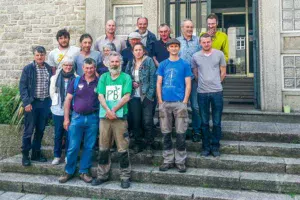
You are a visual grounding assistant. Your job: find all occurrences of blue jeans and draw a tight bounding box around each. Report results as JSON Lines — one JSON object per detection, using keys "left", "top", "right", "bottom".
{"left": 22, "top": 98, "right": 51, "bottom": 152}
{"left": 52, "top": 114, "right": 68, "bottom": 158}
{"left": 65, "top": 111, "right": 99, "bottom": 175}
{"left": 198, "top": 92, "right": 223, "bottom": 151}
{"left": 190, "top": 79, "right": 201, "bottom": 134}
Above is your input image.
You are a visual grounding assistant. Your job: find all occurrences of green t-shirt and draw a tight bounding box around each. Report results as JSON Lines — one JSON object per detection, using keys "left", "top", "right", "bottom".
{"left": 96, "top": 72, "right": 132, "bottom": 116}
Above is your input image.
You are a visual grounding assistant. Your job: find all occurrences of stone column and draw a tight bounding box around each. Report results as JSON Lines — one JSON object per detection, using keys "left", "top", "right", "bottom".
{"left": 86, "top": 0, "right": 109, "bottom": 41}
{"left": 143, "top": 0, "right": 159, "bottom": 36}
{"left": 258, "top": 0, "right": 282, "bottom": 111}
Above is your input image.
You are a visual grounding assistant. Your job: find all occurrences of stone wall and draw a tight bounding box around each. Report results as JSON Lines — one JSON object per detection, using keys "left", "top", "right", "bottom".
{"left": 0, "top": 0, "right": 86, "bottom": 85}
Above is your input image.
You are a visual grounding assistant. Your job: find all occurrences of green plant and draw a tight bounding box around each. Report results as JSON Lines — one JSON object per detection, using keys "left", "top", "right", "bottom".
{"left": 0, "top": 85, "right": 21, "bottom": 125}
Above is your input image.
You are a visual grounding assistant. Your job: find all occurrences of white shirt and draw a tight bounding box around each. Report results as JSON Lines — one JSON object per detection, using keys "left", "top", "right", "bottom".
{"left": 47, "top": 46, "right": 80, "bottom": 70}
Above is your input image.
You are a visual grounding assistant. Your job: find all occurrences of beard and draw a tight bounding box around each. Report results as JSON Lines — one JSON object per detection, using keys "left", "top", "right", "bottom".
{"left": 109, "top": 65, "right": 121, "bottom": 75}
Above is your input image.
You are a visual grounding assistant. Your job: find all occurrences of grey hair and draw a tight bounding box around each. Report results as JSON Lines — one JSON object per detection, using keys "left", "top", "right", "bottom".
{"left": 180, "top": 19, "right": 193, "bottom": 27}
{"left": 61, "top": 58, "right": 74, "bottom": 65}
{"left": 83, "top": 57, "right": 96, "bottom": 67}
{"left": 158, "top": 23, "right": 170, "bottom": 31}
{"left": 32, "top": 46, "right": 46, "bottom": 54}
{"left": 102, "top": 44, "right": 114, "bottom": 51}
{"left": 108, "top": 51, "right": 123, "bottom": 66}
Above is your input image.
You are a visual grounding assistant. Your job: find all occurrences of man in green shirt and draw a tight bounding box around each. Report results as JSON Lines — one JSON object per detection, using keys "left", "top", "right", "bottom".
{"left": 92, "top": 52, "right": 132, "bottom": 189}
{"left": 201, "top": 13, "right": 229, "bottom": 63}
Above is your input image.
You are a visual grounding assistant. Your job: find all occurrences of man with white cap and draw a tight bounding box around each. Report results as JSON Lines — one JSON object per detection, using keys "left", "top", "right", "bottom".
{"left": 121, "top": 32, "right": 142, "bottom": 71}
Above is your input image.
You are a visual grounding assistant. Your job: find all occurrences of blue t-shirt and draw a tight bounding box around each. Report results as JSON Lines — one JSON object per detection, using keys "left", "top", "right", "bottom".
{"left": 156, "top": 58, "right": 192, "bottom": 102}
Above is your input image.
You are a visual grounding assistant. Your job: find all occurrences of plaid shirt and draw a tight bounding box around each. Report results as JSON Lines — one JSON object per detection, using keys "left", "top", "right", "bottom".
{"left": 35, "top": 63, "right": 49, "bottom": 98}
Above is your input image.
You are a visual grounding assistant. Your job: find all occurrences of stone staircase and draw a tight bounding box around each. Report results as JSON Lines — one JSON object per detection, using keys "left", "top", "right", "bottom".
{"left": 1, "top": 120, "right": 300, "bottom": 199}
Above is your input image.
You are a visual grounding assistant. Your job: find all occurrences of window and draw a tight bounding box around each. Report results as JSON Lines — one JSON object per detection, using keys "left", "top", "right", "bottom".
{"left": 282, "top": 0, "right": 300, "bottom": 31}
{"left": 236, "top": 37, "right": 246, "bottom": 50}
{"left": 282, "top": 55, "right": 300, "bottom": 89}
{"left": 114, "top": 5, "right": 143, "bottom": 36}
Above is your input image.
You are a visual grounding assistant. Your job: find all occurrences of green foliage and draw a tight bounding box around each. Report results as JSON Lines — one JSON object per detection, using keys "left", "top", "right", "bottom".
{"left": 0, "top": 85, "right": 21, "bottom": 124}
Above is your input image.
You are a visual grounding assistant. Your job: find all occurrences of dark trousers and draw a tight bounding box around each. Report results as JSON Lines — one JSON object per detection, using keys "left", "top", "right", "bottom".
{"left": 128, "top": 97, "right": 154, "bottom": 147}
{"left": 53, "top": 114, "right": 68, "bottom": 158}
{"left": 22, "top": 98, "right": 51, "bottom": 153}
{"left": 198, "top": 92, "right": 223, "bottom": 151}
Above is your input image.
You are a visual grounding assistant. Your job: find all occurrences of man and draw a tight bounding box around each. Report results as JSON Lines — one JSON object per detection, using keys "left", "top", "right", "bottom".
{"left": 157, "top": 38, "right": 192, "bottom": 173}
{"left": 130, "top": 17, "right": 156, "bottom": 57}
{"left": 19, "top": 46, "right": 52, "bottom": 166}
{"left": 48, "top": 29, "right": 80, "bottom": 73}
{"left": 201, "top": 13, "right": 229, "bottom": 62}
{"left": 59, "top": 58, "right": 99, "bottom": 184}
{"left": 192, "top": 33, "right": 226, "bottom": 157}
{"left": 153, "top": 23, "right": 171, "bottom": 66}
{"left": 121, "top": 32, "right": 141, "bottom": 70}
{"left": 92, "top": 52, "right": 132, "bottom": 189}
{"left": 177, "top": 19, "right": 202, "bottom": 142}
{"left": 94, "top": 19, "right": 126, "bottom": 53}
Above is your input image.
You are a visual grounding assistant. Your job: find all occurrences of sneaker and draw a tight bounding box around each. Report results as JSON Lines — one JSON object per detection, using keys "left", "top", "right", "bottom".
{"left": 58, "top": 172, "right": 73, "bottom": 183}
{"left": 200, "top": 150, "right": 210, "bottom": 157}
{"left": 91, "top": 178, "right": 108, "bottom": 186}
{"left": 192, "top": 134, "right": 201, "bottom": 142}
{"left": 159, "top": 163, "right": 174, "bottom": 171}
{"left": 175, "top": 163, "right": 187, "bottom": 173}
{"left": 51, "top": 157, "right": 60, "bottom": 165}
{"left": 79, "top": 173, "right": 93, "bottom": 183}
{"left": 145, "top": 146, "right": 153, "bottom": 158}
{"left": 211, "top": 150, "right": 221, "bottom": 157}
{"left": 120, "top": 179, "right": 130, "bottom": 189}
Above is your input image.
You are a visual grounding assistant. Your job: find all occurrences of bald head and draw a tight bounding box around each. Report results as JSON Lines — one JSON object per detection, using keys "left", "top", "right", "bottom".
{"left": 106, "top": 20, "right": 116, "bottom": 35}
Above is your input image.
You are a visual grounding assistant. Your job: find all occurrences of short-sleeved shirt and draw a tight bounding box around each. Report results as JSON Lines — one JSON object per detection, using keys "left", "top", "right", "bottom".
{"left": 156, "top": 58, "right": 192, "bottom": 102}
{"left": 47, "top": 46, "right": 80, "bottom": 70}
{"left": 176, "top": 35, "right": 201, "bottom": 64}
{"left": 153, "top": 39, "right": 169, "bottom": 63}
{"left": 191, "top": 49, "right": 226, "bottom": 93}
{"left": 67, "top": 76, "right": 99, "bottom": 114}
{"left": 94, "top": 35, "right": 126, "bottom": 53}
{"left": 97, "top": 72, "right": 132, "bottom": 115}
{"left": 74, "top": 51, "right": 102, "bottom": 76}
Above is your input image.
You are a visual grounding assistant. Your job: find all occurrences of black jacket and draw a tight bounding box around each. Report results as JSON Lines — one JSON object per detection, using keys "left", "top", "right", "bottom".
{"left": 19, "top": 61, "right": 52, "bottom": 107}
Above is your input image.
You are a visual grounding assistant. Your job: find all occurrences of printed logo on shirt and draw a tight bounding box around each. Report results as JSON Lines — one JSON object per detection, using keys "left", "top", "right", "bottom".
{"left": 105, "top": 85, "right": 122, "bottom": 101}
{"left": 78, "top": 84, "right": 84, "bottom": 90}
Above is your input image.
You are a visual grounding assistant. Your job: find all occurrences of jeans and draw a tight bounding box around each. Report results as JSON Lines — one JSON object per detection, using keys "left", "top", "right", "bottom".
{"left": 128, "top": 97, "right": 154, "bottom": 147}
{"left": 65, "top": 111, "right": 99, "bottom": 175}
{"left": 52, "top": 114, "right": 68, "bottom": 158}
{"left": 190, "top": 79, "right": 201, "bottom": 134}
{"left": 198, "top": 92, "right": 223, "bottom": 151}
{"left": 22, "top": 98, "right": 51, "bottom": 152}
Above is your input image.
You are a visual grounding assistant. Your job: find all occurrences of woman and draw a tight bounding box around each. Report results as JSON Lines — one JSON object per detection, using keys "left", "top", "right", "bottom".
{"left": 74, "top": 33, "right": 102, "bottom": 76}
{"left": 125, "top": 42, "right": 157, "bottom": 157}
{"left": 97, "top": 44, "right": 114, "bottom": 76}
{"left": 50, "top": 59, "right": 76, "bottom": 165}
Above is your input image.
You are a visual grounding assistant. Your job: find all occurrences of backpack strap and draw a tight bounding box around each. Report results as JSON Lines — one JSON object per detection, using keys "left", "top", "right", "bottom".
{"left": 72, "top": 76, "right": 81, "bottom": 107}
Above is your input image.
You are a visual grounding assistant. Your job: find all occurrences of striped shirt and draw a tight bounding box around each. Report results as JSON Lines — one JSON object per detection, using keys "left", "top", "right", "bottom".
{"left": 35, "top": 63, "right": 49, "bottom": 98}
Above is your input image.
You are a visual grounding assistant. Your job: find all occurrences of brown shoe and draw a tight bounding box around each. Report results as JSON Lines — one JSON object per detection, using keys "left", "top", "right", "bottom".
{"left": 176, "top": 163, "right": 186, "bottom": 173}
{"left": 79, "top": 173, "right": 93, "bottom": 183}
{"left": 58, "top": 172, "right": 73, "bottom": 183}
{"left": 159, "top": 163, "right": 174, "bottom": 171}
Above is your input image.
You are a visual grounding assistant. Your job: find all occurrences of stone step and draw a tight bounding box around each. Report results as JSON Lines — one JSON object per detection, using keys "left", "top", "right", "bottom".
{"left": 42, "top": 121, "right": 300, "bottom": 147}
{"left": 0, "top": 172, "right": 296, "bottom": 200}
{"left": 2, "top": 151, "right": 300, "bottom": 177}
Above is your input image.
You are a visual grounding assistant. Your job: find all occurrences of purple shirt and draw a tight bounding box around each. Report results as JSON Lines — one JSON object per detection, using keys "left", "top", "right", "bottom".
{"left": 67, "top": 75, "right": 99, "bottom": 114}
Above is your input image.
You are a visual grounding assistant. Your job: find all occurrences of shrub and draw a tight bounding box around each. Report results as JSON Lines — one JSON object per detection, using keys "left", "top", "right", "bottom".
{"left": 0, "top": 85, "right": 20, "bottom": 124}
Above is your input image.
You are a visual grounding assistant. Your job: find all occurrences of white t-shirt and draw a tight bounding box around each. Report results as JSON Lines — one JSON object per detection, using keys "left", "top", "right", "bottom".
{"left": 133, "top": 69, "right": 140, "bottom": 97}
{"left": 47, "top": 46, "right": 80, "bottom": 70}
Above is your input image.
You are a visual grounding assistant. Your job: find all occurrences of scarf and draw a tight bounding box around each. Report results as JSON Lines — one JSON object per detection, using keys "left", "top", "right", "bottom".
{"left": 55, "top": 69, "right": 75, "bottom": 108}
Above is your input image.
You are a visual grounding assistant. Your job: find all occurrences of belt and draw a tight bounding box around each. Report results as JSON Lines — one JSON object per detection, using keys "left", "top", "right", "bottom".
{"left": 34, "top": 97, "right": 49, "bottom": 101}
{"left": 77, "top": 110, "right": 98, "bottom": 116}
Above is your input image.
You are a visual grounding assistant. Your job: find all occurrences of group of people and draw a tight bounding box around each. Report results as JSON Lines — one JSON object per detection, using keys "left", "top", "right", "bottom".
{"left": 19, "top": 13, "right": 229, "bottom": 189}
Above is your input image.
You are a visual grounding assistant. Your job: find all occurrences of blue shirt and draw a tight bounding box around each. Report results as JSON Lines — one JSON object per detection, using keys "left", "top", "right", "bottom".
{"left": 121, "top": 47, "right": 134, "bottom": 71}
{"left": 156, "top": 58, "right": 192, "bottom": 102}
{"left": 176, "top": 35, "right": 201, "bottom": 64}
{"left": 74, "top": 51, "right": 102, "bottom": 76}
{"left": 153, "top": 39, "right": 169, "bottom": 63}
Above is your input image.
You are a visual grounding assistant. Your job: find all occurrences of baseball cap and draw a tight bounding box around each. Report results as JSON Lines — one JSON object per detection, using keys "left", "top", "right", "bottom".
{"left": 166, "top": 38, "right": 181, "bottom": 47}
{"left": 128, "top": 32, "right": 142, "bottom": 39}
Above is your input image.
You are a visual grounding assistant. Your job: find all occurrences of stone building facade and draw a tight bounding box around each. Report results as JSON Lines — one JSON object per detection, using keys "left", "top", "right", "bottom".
{"left": 0, "top": 0, "right": 300, "bottom": 112}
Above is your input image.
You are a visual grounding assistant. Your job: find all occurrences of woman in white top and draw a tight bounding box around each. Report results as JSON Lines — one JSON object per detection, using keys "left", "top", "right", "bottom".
{"left": 50, "top": 59, "right": 76, "bottom": 165}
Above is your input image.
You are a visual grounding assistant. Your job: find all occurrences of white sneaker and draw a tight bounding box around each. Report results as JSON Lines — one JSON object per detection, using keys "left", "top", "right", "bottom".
{"left": 51, "top": 157, "right": 60, "bottom": 165}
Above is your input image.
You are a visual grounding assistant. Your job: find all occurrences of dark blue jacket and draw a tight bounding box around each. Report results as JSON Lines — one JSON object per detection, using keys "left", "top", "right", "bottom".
{"left": 19, "top": 61, "right": 52, "bottom": 107}
{"left": 126, "top": 30, "right": 157, "bottom": 57}
{"left": 125, "top": 56, "right": 157, "bottom": 101}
